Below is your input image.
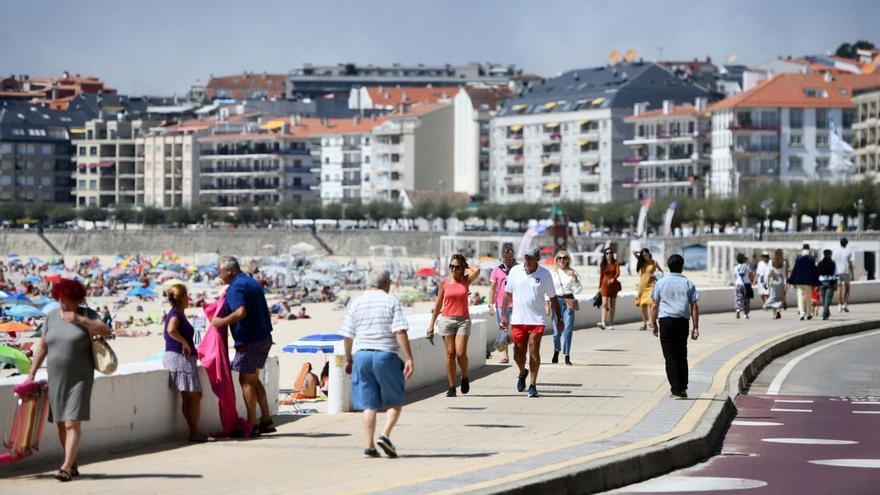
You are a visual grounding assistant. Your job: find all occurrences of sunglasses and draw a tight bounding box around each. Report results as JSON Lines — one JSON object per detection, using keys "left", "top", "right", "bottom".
{"left": 556, "top": 256, "right": 569, "bottom": 260}
{"left": 449, "top": 264, "right": 464, "bottom": 270}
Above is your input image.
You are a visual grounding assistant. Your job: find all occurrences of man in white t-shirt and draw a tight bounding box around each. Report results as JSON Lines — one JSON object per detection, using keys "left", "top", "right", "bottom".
{"left": 832, "top": 238, "right": 854, "bottom": 312}
{"left": 500, "top": 246, "right": 564, "bottom": 398}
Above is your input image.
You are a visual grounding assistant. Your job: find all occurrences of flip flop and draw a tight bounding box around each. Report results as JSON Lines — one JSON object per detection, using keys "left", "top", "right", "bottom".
{"left": 54, "top": 469, "right": 73, "bottom": 482}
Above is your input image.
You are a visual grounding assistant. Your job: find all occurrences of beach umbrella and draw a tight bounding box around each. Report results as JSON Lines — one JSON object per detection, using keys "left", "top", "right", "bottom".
{"left": 161, "top": 249, "right": 175, "bottom": 256}
{"left": 0, "top": 322, "right": 33, "bottom": 333}
{"left": 0, "top": 344, "right": 30, "bottom": 373}
{"left": 1, "top": 294, "right": 39, "bottom": 306}
{"left": 416, "top": 267, "right": 438, "bottom": 277}
{"left": 282, "top": 334, "right": 344, "bottom": 354}
{"left": 127, "top": 287, "right": 157, "bottom": 298}
{"left": 28, "top": 257, "right": 43, "bottom": 265}
{"left": 157, "top": 270, "right": 180, "bottom": 281}
{"left": 123, "top": 280, "right": 144, "bottom": 288}
{"left": 23, "top": 276, "right": 42, "bottom": 283}
{"left": 289, "top": 242, "right": 316, "bottom": 255}
{"left": 43, "top": 275, "right": 62, "bottom": 284}
{"left": 161, "top": 278, "right": 185, "bottom": 288}
{"left": 29, "top": 296, "right": 53, "bottom": 306}
{"left": 6, "top": 305, "right": 44, "bottom": 319}
{"left": 167, "top": 263, "right": 184, "bottom": 271}
{"left": 0, "top": 291, "right": 7, "bottom": 299}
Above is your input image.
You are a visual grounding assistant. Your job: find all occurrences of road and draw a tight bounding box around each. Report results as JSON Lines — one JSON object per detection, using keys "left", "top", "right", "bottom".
{"left": 609, "top": 329, "right": 880, "bottom": 494}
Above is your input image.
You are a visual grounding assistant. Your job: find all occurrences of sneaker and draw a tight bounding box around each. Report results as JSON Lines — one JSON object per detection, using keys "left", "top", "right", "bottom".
{"left": 446, "top": 387, "right": 456, "bottom": 397}
{"left": 461, "top": 377, "right": 470, "bottom": 395}
{"left": 564, "top": 354, "right": 572, "bottom": 366}
{"left": 671, "top": 390, "right": 688, "bottom": 399}
{"left": 258, "top": 420, "right": 277, "bottom": 434}
{"left": 799, "top": 315, "right": 805, "bottom": 321}
{"left": 598, "top": 322, "right": 606, "bottom": 330}
{"left": 838, "top": 305, "right": 844, "bottom": 313}
{"left": 736, "top": 311, "right": 741, "bottom": 319}
{"left": 807, "top": 315, "right": 813, "bottom": 320}
{"left": 638, "top": 323, "right": 647, "bottom": 331}
{"left": 606, "top": 325, "right": 614, "bottom": 331}
{"left": 551, "top": 351, "right": 559, "bottom": 364}
{"left": 376, "top": 435, "right": 397, "bottom": 458}
{"left": 364, "top": 448, "right": 381, "bottom": 458}
{"left": 516, "top": 369, "right": 528, "bottom": 393}
{"left": 843, "top": 306, "right": 850, "bottom": 313}
{"left": 528, "top": 384, "right": 538, "bottom": 397}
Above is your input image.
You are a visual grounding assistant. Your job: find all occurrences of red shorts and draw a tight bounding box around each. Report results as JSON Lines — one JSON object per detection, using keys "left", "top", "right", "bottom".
{"left": 510, "top": 324, "right": 545, "bottom": 345}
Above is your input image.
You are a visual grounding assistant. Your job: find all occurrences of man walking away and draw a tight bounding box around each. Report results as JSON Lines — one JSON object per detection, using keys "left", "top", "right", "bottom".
{"left": 342, "top": 270, "right": 414, "bottom": 458}
{"left": 500, "top": 247, "right": 564, "bottom": 398}
{"left": 817, "top": 250, "right": 837, "bottom": 320}
{"left": 833, "top": 238, "right": 854, "bottom": 312}
{"left": 650, "top": 254, "right": 700, "bottom": 399}
{"left": 788, "top": 244, "right": 819, "bottom": 321}
{"left": 212, "top": 256, "right": 275, "bottom": 436}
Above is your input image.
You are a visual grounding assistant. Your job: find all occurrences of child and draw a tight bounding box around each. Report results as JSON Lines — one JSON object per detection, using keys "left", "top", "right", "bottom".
{"left": 811, "top": 286, "right": 820, "bottom": 317}
{"left": 163, "top": 284, "right": 214, "bottom": 442}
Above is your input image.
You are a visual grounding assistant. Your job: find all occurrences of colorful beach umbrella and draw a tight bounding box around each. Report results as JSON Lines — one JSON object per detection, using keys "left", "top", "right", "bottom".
{"left": 1, "top": 294, "right": 39, "bottom": 306}
{"left": 282, "top": 334, "right": 344, "bottom": 354}
{"left": 23, "top": 276, "right": 42, "bottom": 283}
{"left": 0, "top": 322, "right": 33, "bottom": 333}
{"left": 0, "top": 344, "right": 30, "bottom": 373}
{"left": 127, "top": 287, "right": 156, "bottom": 298}
{"left": 416, "top": 267, "right": 438, "bottom": 277}
{"left": 5, "top": 305, "right": 44, "bottom": 319}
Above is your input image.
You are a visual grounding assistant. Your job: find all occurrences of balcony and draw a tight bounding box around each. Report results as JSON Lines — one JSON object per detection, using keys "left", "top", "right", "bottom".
{"left": 342, "top": 178, "right": 361, "bottom": 186}
{"left": 732, "top": 144, "right": 778, "bottom": 155}
{"left": 284, "top": 166, "right": 313, "bottom": 174}
{"left": 628, "top": 154, "right": 698, "bottom": 167}
{"left": 728, "top": 122, "right": 778, "bottom": 131}
{"left": 541, "top": 153, "right": 561, "bottom": 164}
{"left": 623, "top": 132, "right": 699, "bottom": 146}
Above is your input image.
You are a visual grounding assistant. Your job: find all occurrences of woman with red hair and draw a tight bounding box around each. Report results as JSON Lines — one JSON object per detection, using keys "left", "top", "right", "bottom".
{"left": 27, "top": 278, "right": 111, "bottom": 482}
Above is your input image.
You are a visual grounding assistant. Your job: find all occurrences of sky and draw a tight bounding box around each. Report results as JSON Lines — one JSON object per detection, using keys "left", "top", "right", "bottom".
{"left": 1, "top": 0, "right": 877, "bottom": 96}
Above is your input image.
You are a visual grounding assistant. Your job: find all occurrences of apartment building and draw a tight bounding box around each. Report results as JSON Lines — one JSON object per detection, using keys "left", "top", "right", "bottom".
{"left": 197, "top": 120, "right": 317, "bottom": 211}
{"left": 73, "top": 119, "right": 154, "bottom": 208}
{"left": 853, "top": 86, "right": 880, "bottom": 182}
{"left": 489, "top": 62, "right": 712, "bottom": 204}
{"left": 305, "top": 116, "right": 385, "bottom": 204}
{"left": 141, "top": 120, "right": 212, "bottom": 208}
{"left": 709, "top": 72, "right": 880, "bottom": 196}
{"left": 370, "top": 102, "right": 454, "bottom": 201}
{"left": 348, "top": 86, "right": 460, "bottom": 112}
{"left": 0, "top": 100, "right": 88, "bottom": 203}
{"left": 204, "top": 72, "right": 286, "bottom": 101}
{"left": 453, "top": 85, "right": 512, "bottom": 198}
{"left": 622, "top": 98, "right": 711, "bottom": 199}
{"left": 286, "top": 62, "right": 518, "bottom": 99}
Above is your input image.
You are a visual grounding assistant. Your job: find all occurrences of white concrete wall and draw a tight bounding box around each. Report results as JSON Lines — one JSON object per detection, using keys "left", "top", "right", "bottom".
{"left": 0, "top": 357, "right": 279, "bottom": 468}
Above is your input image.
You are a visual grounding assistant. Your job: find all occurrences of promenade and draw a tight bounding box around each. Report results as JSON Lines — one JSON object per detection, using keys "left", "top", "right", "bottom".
{"left": 2, "top": 304, "right": 879, "bottom": 495}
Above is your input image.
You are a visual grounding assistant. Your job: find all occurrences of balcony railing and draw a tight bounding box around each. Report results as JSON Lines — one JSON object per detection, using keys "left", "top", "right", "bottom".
{"left": 732, "top": 144, "right": 778, "bottom": 153}
{"left": 728, "top": 123, "right": 778, "bottom": 131}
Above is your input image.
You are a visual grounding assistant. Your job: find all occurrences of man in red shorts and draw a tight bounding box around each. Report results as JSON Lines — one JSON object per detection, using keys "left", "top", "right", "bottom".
{"left": 501, "top": 246, "right": 564, "bottom": 397}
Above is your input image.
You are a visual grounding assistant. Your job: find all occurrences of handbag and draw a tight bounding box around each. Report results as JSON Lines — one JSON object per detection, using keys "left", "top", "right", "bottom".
{"left": 91, "top": 335, "right": 118, "bottom": 375}
{"left": 744, "top": 284, "right": 755, "bottom": 299}
{"left": 592, "top": 291, "right": 602, "bottom": 308}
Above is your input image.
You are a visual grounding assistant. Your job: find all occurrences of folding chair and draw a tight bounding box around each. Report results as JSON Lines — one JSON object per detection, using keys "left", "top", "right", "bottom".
{"left": 1, "top": 380, "right": 49, "bottom": 464}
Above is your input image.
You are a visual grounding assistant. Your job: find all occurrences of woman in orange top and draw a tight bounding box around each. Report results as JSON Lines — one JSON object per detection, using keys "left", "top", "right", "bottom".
{"left": 598, "top": 248, "right": 621, "bottom": 330}
{"left": 427, "top": 254, "right": 480, "bottom": 397}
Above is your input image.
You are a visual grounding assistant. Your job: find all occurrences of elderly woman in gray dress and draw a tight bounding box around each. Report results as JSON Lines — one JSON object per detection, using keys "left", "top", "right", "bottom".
{"left": 27, "top": 278, "right": 110, "bottom": 482}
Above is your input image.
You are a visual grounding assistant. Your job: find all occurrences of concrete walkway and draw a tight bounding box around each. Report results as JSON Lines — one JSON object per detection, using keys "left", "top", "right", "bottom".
{"left": 3, "top": 304, "right": 879, "bottom": 495}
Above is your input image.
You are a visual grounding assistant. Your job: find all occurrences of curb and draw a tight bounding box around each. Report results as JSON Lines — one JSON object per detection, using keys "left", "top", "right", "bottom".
{"left": 479, "top": 318, "right": 880, "bottom": 495}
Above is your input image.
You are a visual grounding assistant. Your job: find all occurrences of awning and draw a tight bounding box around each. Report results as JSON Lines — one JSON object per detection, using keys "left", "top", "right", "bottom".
{"left": 543, "top": 101, "right": 558, "bottom": 110}
{"left": 511, "top": 104, "right": 528, "bottom": 111}
{"left": 509, "top": 124, "right": 523, "bottom": 132}
{"left": 579, "top": 119, "right": 591, "bottom": 125}
{"left": 543, "top": 182, "right": 560, "bottom": 191}
{"left": 261, "top": 119, "right": 286, "bottom": 130}
{"left": 578, "top": 140, "right": 591, "bottom": 145}
{"left": 545, "top": 122, "right": 560, "bottom": 128}
{"left": 508, "top": 143, "right": 523, "bottom": 150}
{"left": 541, "top": 162, "right": 555, "bottom": 168}
{"left": 592, "top": 97, "right": 606, "bottom": 106}
{"left": 582, "top": 159, "right": 599, "bottom": 166}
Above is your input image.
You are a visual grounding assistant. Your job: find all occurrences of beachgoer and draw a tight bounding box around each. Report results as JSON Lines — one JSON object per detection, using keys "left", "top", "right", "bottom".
{"left": 733, "top": 253, "right": 755, "bottom": 319}
{"left": 342, "top": 269, "right": 414, "bottom": 458}
{"left": 212, "top": 256, "right": 276, "bottom": 435}
{"left": 598, "top": 247, "right": 621, "bottom": 330}
{"left": 650, "top": 254, "right": 700, "bottom": 399}
{"left": 833, "top": 238, "right": 854, "bottom": 312}
{"left": 634, "top": 248, "right": 663, "bottom": 331}
{"left": 163, "top": 284, "right": 213, "bottom": 442}
{"left": 488, "top": 247, "right": 516, "bottom": 364}
{"left": 763, "top": 249, "right": 789, "bottom": 319}
{"left": 297, "top": 307, "right": 310, "bottom": 319}
{"left": 549, "top": 250, "right": 582, "bottom": 365}
{"left": 817, "top": 250, "right": 837, "bottom": 320}
{"left": 26, "top": 278, "right": 111, "bottom": 481}
{"left": 788, "top": 244, "right": 819, "bottom": 321}
{"left": 755, "top": 252, "right": 771, "bottom": 305}
{"left": 427, "top": 254, "right": 480, "bottom": 396}
{"left": 500, "top": 246, "right": 564, "bottom": 398}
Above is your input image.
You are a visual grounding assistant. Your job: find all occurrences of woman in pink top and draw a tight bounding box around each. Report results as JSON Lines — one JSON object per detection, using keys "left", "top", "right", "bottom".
{"left": 428, "top": 254, "right": 480, "bottom": 397}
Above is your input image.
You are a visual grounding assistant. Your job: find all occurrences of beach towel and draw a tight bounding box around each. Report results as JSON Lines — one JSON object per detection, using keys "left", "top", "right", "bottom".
{"left": 198, "top": 293, "right": 250, "bottom": 437}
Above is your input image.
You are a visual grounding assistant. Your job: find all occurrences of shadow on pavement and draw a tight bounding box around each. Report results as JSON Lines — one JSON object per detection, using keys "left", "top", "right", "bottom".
{"left": 34, "top": 473, "right": 203, "bottom": 480}
{"left": 405, "top": 364, "right": 510, "bottom": 404}
{"left": 260, "top": 432, "right": 351, "bottom": 439}
{"left": 399, "top": 452, "right": 497, "bottom": 459}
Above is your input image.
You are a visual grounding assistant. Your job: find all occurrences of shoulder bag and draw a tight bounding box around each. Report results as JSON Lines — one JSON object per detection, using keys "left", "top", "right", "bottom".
{"left": 79, "top": 306, "right": 118, "bottom": 375}
{"left": 555, "top": 269, "right": 580, "bottom": 311}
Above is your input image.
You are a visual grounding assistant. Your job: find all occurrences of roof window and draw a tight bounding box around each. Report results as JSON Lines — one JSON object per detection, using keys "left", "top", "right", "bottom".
{"left": 804, "top": 88, "right": 828, "bottom": 98}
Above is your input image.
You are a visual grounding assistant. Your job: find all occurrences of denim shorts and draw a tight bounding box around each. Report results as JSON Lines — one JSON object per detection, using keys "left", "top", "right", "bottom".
{"left": 352, "top": 350, "right": 405, "bottom": 411}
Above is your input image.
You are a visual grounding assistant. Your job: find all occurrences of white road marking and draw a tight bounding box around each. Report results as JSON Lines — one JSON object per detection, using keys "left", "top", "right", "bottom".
{"left": 808, "top": 459, "right": 880, "bottom": 468}
{"left": 761, "top": 438, "right": 857, "bottom": 445}
{"left": 851, "top": 401, "right": 880, "bottom": 405}
{"left": 766, "top": 329, "right": 880, "bottom": 395}
{"left": 773, "top": 399, "right": 814, "bottom": 403}
{"left": 731, "top": 420, "right": 784, "bottom": 426}
{"left": 852, "top": 410, "right": 880, "bottom": 414}
{"left": 771, "top": 408, "right": 812, "bottom": 413}
{"left": 609, "top": 476, "right": 767, "bottom": 492}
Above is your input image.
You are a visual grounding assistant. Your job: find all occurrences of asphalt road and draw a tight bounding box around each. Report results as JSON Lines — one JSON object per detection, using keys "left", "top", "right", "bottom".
{"left": 608, "top": 330, "right": 880, "bottom": 494}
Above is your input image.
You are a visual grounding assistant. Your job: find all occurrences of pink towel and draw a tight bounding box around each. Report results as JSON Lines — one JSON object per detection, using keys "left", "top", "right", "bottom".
{"left": 198, "top": 294, "right": 250, "bottom": 437}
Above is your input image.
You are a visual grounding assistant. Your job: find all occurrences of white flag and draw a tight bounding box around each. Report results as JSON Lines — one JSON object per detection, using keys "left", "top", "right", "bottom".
{"left": 829, "top": 118, "right": 856, "bottom": 177}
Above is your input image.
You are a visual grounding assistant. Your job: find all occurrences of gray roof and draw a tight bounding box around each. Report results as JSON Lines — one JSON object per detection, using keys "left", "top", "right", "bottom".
{"left": 497, "top": 62, "right": 713, "bottom": 116}
{"left": 0, "top": 100, "right": 90, "bottom": 142}
{"left": 66, "top": 93, "right": 150, "bottom": 119}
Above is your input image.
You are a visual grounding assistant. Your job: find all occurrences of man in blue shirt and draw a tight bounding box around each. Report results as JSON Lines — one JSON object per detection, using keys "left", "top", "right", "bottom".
{"left": 211, "top": 256, "right": 275, "bottom": 435}
{"left": 650, "top": 254, "right": 700, "bottom": 399}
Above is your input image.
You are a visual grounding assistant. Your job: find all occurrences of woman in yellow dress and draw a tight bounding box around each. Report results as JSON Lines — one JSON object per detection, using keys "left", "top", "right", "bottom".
{"left": 634, "top": 248, "right": 663, "bottom": 331}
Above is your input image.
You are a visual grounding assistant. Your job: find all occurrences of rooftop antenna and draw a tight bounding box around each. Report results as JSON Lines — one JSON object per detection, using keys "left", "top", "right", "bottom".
{"left": 608, "top": 50, "right": 621, "bottom": 65}
{"left": 623, "top": 49, "right": 638, "bottom": 62}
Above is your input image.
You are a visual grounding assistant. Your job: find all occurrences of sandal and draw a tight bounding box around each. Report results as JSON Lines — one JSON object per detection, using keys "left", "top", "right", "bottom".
{"left": 258, "top": 420, "right": 277, "bottom": 434}
{"left": 54, "top": 469, "right": 73, "bottom": 482}
{"left": 71, "top": 464, "right": 79, "bottom": 477}
{"left": 499, "top": 358, "right": 509, "bottom": 364}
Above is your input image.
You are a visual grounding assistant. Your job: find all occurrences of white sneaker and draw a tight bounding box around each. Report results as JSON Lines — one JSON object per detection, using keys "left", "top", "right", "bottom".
{"left": 597, "top": 321, "right": 606, "bottom": 330}
{"left": 606, "top": 325, "right": 614, "bottom": 331}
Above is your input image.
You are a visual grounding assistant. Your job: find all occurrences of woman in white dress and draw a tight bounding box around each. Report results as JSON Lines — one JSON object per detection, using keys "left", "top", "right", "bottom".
{"left": 763, "top": 249, "right": 789, "bottom": 319}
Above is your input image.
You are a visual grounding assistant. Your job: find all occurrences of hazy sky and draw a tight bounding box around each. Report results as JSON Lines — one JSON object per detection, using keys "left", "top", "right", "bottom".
{"left": 2, "top": 0, "right": 877, "bottom": 96}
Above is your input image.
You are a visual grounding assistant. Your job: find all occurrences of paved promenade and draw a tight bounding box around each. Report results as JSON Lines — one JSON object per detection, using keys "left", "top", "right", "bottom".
{"left": 2, "top": 304, "right": 879, "bottom": 495}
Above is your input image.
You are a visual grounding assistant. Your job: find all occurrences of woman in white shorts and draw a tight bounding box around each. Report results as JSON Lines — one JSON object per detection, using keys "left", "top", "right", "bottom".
{"left": 427, "top": 254, "right": 480, "bottom": 397}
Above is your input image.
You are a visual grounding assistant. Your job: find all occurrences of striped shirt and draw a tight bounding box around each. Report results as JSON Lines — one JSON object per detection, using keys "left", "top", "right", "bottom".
{"left": 340, "top": 290, "right": 409, "bottom": 353}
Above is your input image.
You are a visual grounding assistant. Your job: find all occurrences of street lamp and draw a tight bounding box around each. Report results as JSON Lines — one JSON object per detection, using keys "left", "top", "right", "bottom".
{"left": 790, "top": 202, "right": 798, "bottom": 233}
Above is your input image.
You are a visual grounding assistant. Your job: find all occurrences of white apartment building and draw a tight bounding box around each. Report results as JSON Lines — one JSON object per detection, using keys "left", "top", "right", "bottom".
{"left": 853, "top": 86, "right": 880, "bottom": 182}
{"left": 489, "top": 62, "right": 712, "bottom": 204}
{"left": 623, "top": 99, "right": 711, "bottom": 199}
{"left": 73, "top": 119, "right": 154, "bottom": 208}
{"left": 309, "top": 117, "right": 383, "bottom": 204}
{"left": 709, "top": 73, "right": 877, "bottom": 196}
{"left": 453, "top": 85, "right": 511, "bottom": 198}
{"left": 370, "top": 102, "right": 454, "bottom": 202}
{"left": 140, "top": 121, "right": 209, "bottom": 208}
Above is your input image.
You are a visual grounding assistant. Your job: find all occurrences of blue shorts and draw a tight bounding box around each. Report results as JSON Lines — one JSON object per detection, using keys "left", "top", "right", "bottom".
{"left": 352, "top": 350, "right": 405, "bottom": 411}
{"left": 231, "top": 336, "right": 273, "bottom": 374}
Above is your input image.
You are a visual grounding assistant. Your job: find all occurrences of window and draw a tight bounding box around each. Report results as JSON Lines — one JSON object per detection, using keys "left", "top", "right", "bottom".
{"left": 0, "top": 176, "right": 10, "bottom": 186}
{"left": 23, "top": 144, "right": 35, "bottom": 154}
{"left": 843, "top": 109, "right": 856, "bottom": 129}
{"left": 78, "top": 180, "right": 85, "bottom": 189}
{"left": 41, "top": 176, "right": 53, "bottom": 186}
{"left": 0, "top": 143, "right": 12, "bottom": 154}
{"left": 89, "top": 180, "right": 97, "bottom": 190}
{"left": 89, "top": 146, "right": 97, "bottom": 156}
{"left": 789, "top": 109, "right": 804, "bottom": 129}
{"left": 816, "top": 157, "right": 829, "bottom": 172}
{"left": 816, "top": 132, "right": 829, "bottom": 147}
{"left": 804, "top": 88, "right": 828, "bottom": 98}
{"left": 815, "top": 108, "right": 828, "bottom": 129}
{"left": 789, "top": 156, "right": 803, "bottom": 172}
{"left": 581, "top": 183, "right": 598, "bottom": 193}
{"left": 759, "top": 158, "right": 777, "bottom": 175}
{"left": 789, "top": 132, "right": 803, "bottom": 146}
{"left": 12, "top": 128, "right": 25, "bottom": 136}
{"left": 41, "top": 144, "right": 52, "bottom": 155}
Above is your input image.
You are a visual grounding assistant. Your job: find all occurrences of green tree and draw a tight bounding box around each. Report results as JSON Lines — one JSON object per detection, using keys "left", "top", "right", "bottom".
{"left": 166, "top": 207, "right": 191, "bottom": 226}
{"left": 379, "top": 200, "right": 403, "bottom": 221}
{"left": 49, "top": 205, "right": 76, "bottom": 224}
{"left": 26, "top": 203, "right": 52, "bottom": 224}
{"left": 323, "top": 203, "right": 343, "bottom": 221}
{"left": 411, "top": 199, "right": 435, "bottom": 219}
{"left": 236, "top": 203, "right": 255, "bottom": 226}
{"left": 277, "top": 200, "right": 301, "bottom": 220}
{"left": 433, "top": 199, "right": 454, "bottom": 220}
{"left": 78, "top": 206, "right": 107, "bottom": 225}
{"left": 141, "top": 207, "right": 166, "bottom": 227}
{"left": 113, "top": 203, "right": 137, "bottom": 229}
{"left": 0, "top": 202, "right": 25, "bottom": 223}
{"left": 302, "top": 201, "right": 323, "bottom": 220}
{"left": 256, "top": 204, "right": 278, "bottom": 223}
{"left": 835, "top": 40, "right": 875, "bottom": 59}
{"left": 345, "top": 201, "right": 366, "bottom": 221}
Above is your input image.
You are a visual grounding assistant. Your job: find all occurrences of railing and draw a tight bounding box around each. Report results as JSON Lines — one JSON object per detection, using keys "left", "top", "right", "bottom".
{"left": 342, "top": 178, "right": 361, "bottom": 186}
{"left": 728, "top": 123, "right": 778, "bottom": 131}
{"left": 732, "top": 144, "right": 778, "bottom": 153}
